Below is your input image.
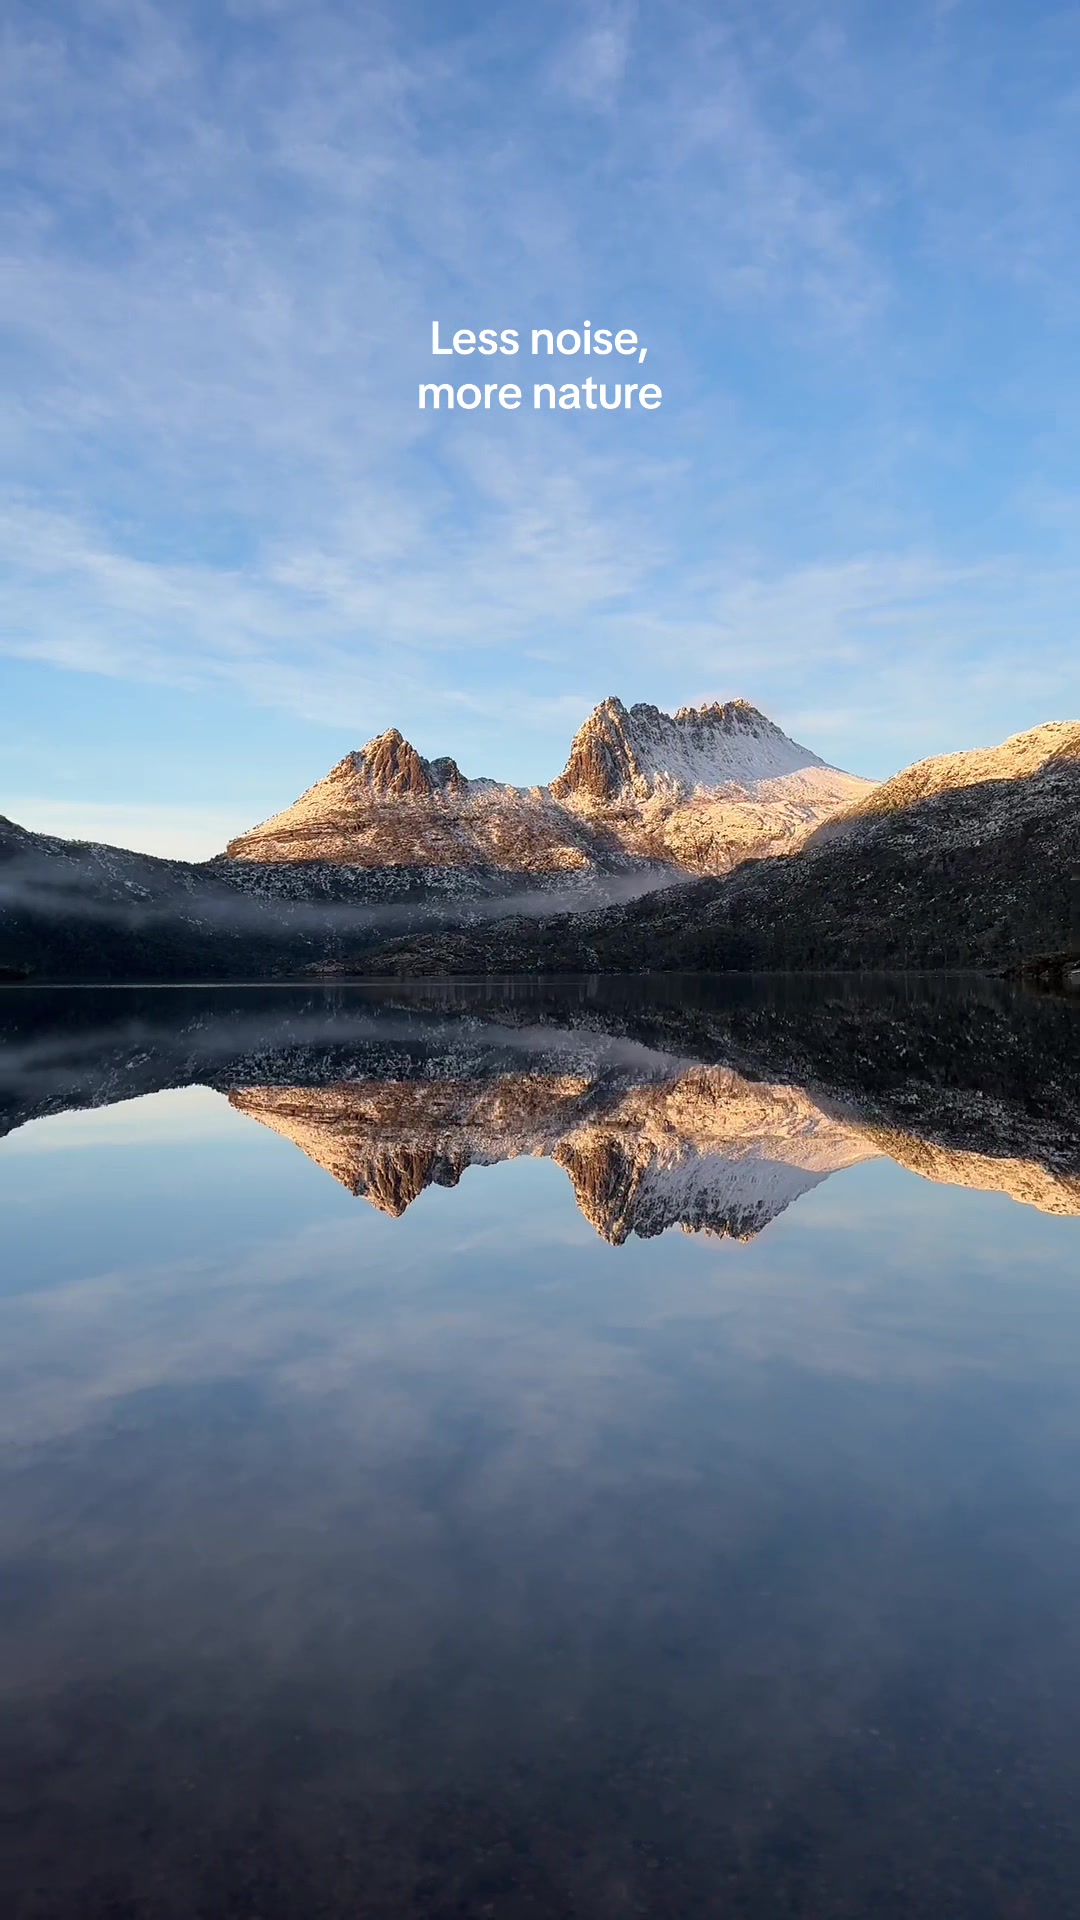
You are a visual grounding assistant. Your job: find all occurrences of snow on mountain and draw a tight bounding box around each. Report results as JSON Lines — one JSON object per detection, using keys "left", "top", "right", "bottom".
{"left": 878, "top": 719, "right": 1080, "bottom": 804}
{"left": 550, "top": 696, "right": 873, "bottom": 870}
{"left": 816, "top": 720, "right": 1080, "bottom": 842}
{"left": 223, "top": 699, "right": 874, "bottom": 876}
{"left": 222, "top": 730, "right": 618, "bottom": 871}
{"left": 875, "top": 1132, "right": 1080, "bottom": 1218}
{"left": 371, "top": 711, "right": 1079, "bottom": 975}
{"left": 552, "top": 696, "right": 847, "bottom": 800}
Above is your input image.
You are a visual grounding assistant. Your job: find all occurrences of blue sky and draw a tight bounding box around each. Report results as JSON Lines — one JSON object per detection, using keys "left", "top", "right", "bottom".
{"left": 3, "top": 0, "right": 1079, "bottom": 857}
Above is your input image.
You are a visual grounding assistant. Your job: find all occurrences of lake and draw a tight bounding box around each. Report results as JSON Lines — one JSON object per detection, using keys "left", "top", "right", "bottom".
{"left": 2, "top": 976, "right": 1079, "bottom": 1918}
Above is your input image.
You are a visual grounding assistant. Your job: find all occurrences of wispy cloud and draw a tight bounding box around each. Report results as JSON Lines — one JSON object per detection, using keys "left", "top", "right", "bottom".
{"left": 3, "top": 491, "right": 1075, "bottom": 796}
{"left": 2, "top": 0, "right": 1079, "bottom": 843}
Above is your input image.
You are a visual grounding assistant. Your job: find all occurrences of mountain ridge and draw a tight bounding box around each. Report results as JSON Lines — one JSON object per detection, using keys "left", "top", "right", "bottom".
{"left": 222, "top": 696, "right": 873, "bottom": 875}
{"left": 227, "top": 1068, "right": 876, "bottom": 1242}
{"left": 366, "top": 719, "right": 1080, "bottom": 977}
{"left": 810, "top": 719, "right": 1080, "bottom": 843}
{"left": 228, "top": 1068, "right": 1080, "bottom": 1233}
{"left": 3, "top": 713, "right": 1077, "bottom": 982}
{"left": 0, "top": 811, "right": 664, "bottom": 982}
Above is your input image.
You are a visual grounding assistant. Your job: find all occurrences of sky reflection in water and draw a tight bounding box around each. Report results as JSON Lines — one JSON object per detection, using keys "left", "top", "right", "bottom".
{"left": 1, "top": 982, "right": 1079, "bottom": 1918}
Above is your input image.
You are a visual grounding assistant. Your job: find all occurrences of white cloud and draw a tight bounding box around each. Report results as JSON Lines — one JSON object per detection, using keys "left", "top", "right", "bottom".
{"left": 3, "top": 489, "right": 1076, "bottom": 805}
{"left": 2, "top": 0, "right": 1079, "bottom": 810}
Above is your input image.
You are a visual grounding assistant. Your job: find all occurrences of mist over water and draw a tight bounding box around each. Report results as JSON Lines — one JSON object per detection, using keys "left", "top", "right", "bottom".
{"left": 2, "top": 976, "right": 1079, "bottom": 1919}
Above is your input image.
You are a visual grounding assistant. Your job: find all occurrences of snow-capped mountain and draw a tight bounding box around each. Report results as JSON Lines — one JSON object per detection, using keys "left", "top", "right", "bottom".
{"left": 3, "top": 982, "right": 1076, "bottom": 1221}
{"left": 552, "top": 696, "right": 873, "bottom": 869}
{"left": 222, "top": 697, "right": 874, "bottom": 875}
{"left": 372, "top": 716, "right": 1080, "bottom": 976}
{"left": 553, "top": 696, "right": 850, "bottom": 802}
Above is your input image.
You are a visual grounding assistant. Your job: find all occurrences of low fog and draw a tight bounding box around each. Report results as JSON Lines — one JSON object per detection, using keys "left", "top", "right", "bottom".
{"left": 0, "top": 846, "right": 680, "bottom": 958}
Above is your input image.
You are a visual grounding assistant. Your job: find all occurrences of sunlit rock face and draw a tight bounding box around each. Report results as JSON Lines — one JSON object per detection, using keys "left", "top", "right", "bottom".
{"left": 818, "top": 720, "right": 1080, "bottom": 833}
{"left": 222, "top": 699, "right": 873, "bottom": 876}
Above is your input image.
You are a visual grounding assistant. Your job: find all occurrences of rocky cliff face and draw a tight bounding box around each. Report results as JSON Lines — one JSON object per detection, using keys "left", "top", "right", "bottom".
{"left": 222, "top": 730, "right": 621, "bottom": 872}
{"left": 551, "top": 697, "right": 841, "bottom": 802}
{"left": 222, "top": 699, "right": 873, "bottom": 875}
{"left": 549, "top": 696, "right": 873, "bottom": 870}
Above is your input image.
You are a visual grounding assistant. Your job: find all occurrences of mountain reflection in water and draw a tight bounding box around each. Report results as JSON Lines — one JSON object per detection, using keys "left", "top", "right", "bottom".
{"left": 1, "top": 975, "right": 1079, "bottom": 1920}
{"left": 227, "top": 1066, "right": 1080, "bottom": 1237}
{"left": 4, "top": 973, "right": 1079, "bottom": 1234}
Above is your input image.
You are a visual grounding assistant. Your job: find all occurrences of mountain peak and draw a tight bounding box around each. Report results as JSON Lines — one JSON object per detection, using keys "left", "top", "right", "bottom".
{"left": 223, "top": 692, "right": 872, "bottom": 872}
{"left": 351, "top": 729, "right": 436, "bottom": 797}
{"left": 550, "top": 695, "right": 832, "bottom": 804}
{"left": 549, "top": 696, "right": 651, "bottom": 802}
{"left": 672, "top": 697, "right": 774, "bottom": 728}
{"left": 227, "top": 1071, "right": 874, "bottom": 1243}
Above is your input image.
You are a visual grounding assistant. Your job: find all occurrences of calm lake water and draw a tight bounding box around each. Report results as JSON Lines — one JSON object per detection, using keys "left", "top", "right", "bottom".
{"left": 2, "top": 977, "right": 1079, "bottom": 1919}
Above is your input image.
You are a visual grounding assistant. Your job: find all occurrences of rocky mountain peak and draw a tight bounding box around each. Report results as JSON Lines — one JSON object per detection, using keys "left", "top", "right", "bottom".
{"left": 342, "top": 734, "right": 472, "bottom": 801}
{"left": 427, "top": 756, "right": 469, "bottom": 796}
{"left": 352, "top": 729, "right": 436, "bottom": 798}
{"left": 225, "top": 1072, "right": 877, "bottom": 1243}
{"left": 672, "top": 698, "right": 777, "bottom": 732}
{"left": 550, "top": 694, "right": 830, "bottom": 804}
{"left": 222, "top": 692, "right": 871, "bottom": 873}
{"left": 549, "top": 695, "right": 650, "bottom": 802}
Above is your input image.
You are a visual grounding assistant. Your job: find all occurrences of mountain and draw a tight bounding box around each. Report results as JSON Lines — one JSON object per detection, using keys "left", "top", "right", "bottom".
{"left": 222, "top": 698, "right": 872, "bottom": 876}
{"left": 229, "top": 1070, "right": 1080, "bottom": 1230}
{"left": 818, "top": 719, "right": 1080, "bottom": 829}
{"left": 550, "top": 696, "right": 871, "bottom": 869}
{"left": 0, "top": 813, "right": 308, "bottom": 982}
{"left": 368, "top": 721, "right": 1080, "bottom": 976}
{"left": 221, "top": 730, "right": 621, "bottom": 872}
{"left": 0, "top": 693, "right": 873, "bottom": 981}
{"left": 5, "top": 713, "right": 1076, "bottom": 984}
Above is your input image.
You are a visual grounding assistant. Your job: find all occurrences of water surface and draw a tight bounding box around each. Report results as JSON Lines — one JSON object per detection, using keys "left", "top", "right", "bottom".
{"left": 2, "top": 977, "right": 1079, "bottom": 1918}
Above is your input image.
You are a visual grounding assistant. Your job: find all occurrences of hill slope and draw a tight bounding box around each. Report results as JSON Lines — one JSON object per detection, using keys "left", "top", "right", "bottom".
{"left": 0, "top": 814, "right": 662, "bottom": 982}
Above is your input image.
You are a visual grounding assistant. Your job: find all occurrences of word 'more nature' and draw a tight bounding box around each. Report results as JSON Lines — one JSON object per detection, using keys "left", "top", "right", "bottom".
{"left": 419, "top": 321, "right": 662, "bottom": 412}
